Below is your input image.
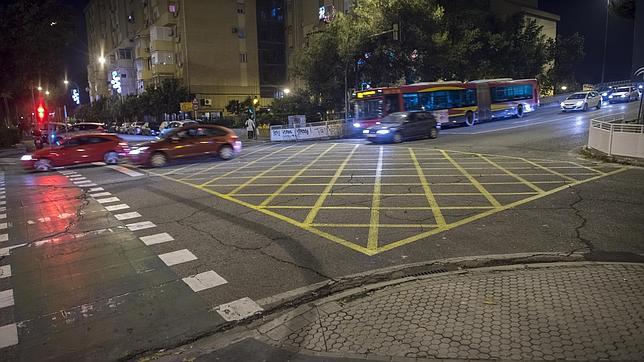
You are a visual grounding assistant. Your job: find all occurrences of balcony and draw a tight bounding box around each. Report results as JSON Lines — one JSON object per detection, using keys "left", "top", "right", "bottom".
{"left": 151, "top": 63, "right": 177, "bottom": 75}
{"left": 157, "top": 11, "right": 177, "bottom": 27}
{"left": 150, "top": 40, "right": 174, "bottom": 52}
{"left": 137, "top": 69, "right": 152, "bottom": 80}
{"left": 135, "top": 47, "right": 150, "bottom": 59}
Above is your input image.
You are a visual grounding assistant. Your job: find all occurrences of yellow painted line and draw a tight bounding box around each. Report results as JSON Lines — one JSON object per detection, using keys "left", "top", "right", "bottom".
{"left": 409, "top": 148, "right": 446, "bottom": 227}
{"left": 227, "top": 144, "right": 317, "bottom": 195}
{"left": 208, "top": 181, "right": 573, "bottom": 187}
{"left": 259, "top": 144, "right": 339, "bottom": 206}
{"left": 518, "top": 157, "right": 577, "bottom": 182}
{"left": 312, "top": 223, "right": 438, "bottom": 228}
{"left": 367, "top": 146, "right": 384, "bottom": 250}
{"left": 441, "top": 150, "right": 502, "bottom": 208}
{"left": 477, "top": 154, "right": 545, "bottom": 194}
{"left": 234, "top": 192, "right": 538, "bottom": 197}
{"left": 199, "top": 145, "right": 297, "bottom": 186}
{"left": 568, "top": 161, "right": 607, "bottom": 175}
{"left": 148, "top": 170, "right": 377, "bottom": 256}
{"left": 304, "top": 144, "right": 360, "bottom": 225}
{"left": 162, "top": 144, "right": 276, "bottom": 176}
{"left": 177, "top": 144, "right": 281, "bottom": 180}
{"left": 377, "top": 167, "right": 630, "bottom": 253}
{"left": 264, "top": 205, "right": 495, "bottom": 210}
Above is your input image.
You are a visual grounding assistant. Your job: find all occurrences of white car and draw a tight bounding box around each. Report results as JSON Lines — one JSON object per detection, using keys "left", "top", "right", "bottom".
{"left": 608, "top": 86, "right": 640, "bottom": 103}
{"left": 159, "top": 120, "right": 198, "bottom": 137}
{"left": 560, "top": 91, "right": 602, "bottom": 112}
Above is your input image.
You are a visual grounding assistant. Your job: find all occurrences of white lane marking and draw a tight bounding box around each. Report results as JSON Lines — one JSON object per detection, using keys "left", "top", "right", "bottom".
{"left": 126, "top": 221, "right": 156, "bottom": 231}
{"left": 114, "top": 212, "right": 141, "bottom": 221}
{"left": 96, "top": 197, "right": 120, "bottom": 204}
{"left": 158, "top": 249, "right": 197, "bottom": 266}
{"left": 0, "top": 323, "right": 18, "bottom": 348}
{"left": 140, "top": 232, "right": 174, "bottom": 246}
{"left": 0, "top": 223, "right": 6, "bottom": 230}
{"left": 0, "top": 234, "right": 7, "bottom": 243}
{"left": 90, "top": 192, "right": 111, "bottom": 198}
{"left": 58, "top": 213, "right": 74, "bottom": 219}
{"left": 0, "top": 289, "right": 13, "bottom": 309}
{"left": 37, "top": 217, "right": 51, "bottom": 223}
{"left": 0, "top": 207, "right": 5, "bottom": 212}
{"left": 182, "top": 270, "right": 227, "bottom": 292}
{"left": 0, "top": 214, "right": 5, "bottom": 219}
{"left": 215, "top": 297, "right": 264, "bottom": 321}
{"left": 73, "top": 180, "right": 92, "bottom": 184}
{"left": 0, "top": 201, "right": 5, "bottom": 206}
{"left": 78, "top": 183, "right": 98, "bottom": 187}
{"left": 0, "top": 243, "right": 26, "bottom": 256}
{"left": 69, "top": 175, "right": 86, "bottom": 180}
{"left": 105, "top": 204, "right": 129, "bottom": 211}
{"left": 92, "top": 162, "right": 106, "bottom": 166}
{"left": 88, "top": 187, "right": 104, "bottom": 192}
{"left": 107, "top": 165, "right": 144, "bottom": 177}
{"left": 0, "top": 265, "right": 10, "bottom": 279}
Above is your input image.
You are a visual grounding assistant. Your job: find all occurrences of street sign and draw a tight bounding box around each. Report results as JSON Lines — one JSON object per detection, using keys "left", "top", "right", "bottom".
{"left": 192, "top": 98, "right": 199, "bottom": 111}
{"left": 180, "top": 102, "right": 193, "bottom": 112}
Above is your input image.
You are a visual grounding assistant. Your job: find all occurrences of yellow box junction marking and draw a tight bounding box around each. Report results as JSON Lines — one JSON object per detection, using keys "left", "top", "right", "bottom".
{"left": 150, "top": 145, "right": 630, "bottom": 256}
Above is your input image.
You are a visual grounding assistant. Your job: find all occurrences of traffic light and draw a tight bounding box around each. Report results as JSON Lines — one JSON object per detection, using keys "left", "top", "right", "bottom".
{"left": 393, "top": 23, "right": 400, "bottom": 41}
{"left": 36, "top": 103, "right": 47, "bottom": 123}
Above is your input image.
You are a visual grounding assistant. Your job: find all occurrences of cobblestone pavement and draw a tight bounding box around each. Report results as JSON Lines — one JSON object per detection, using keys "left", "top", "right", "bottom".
{"left": 264, "top": 263, "right": 644, "bottom": 360}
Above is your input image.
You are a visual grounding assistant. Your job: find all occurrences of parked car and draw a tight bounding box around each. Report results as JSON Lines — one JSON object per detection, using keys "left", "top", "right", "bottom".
{"left": 595, "top": 86, "right": 617, "bottom": 101}
{"left": 560, "top": 91, "right": 602, "bottom": 112}
{"left": 69, "top": 122, "right": 106, "bottom": 133}
{"left": 141, "top": 122, "right": 160, "bottom": 136}
{"left": 39, "top": 122, "right": 70, "bottom": 145}
{"left": 128, "top": 122, "right": 145, "bottom": 135}
{"left": 20, "top": 133, "right": 129, "bottom": 171}
{"left": 128, "top": 124, "right": 241, "bottom": 167}
{"left": 363, "top": 111, "right": 439, "bottom": 143}
{"left": 158, "top": 120, "right": 198, "bottom": 137}
{"left": 118, "top": 122, "right": 131, "bottom": 134}
{"left": 608, "top": 86, "right": 640, "bottom": 103}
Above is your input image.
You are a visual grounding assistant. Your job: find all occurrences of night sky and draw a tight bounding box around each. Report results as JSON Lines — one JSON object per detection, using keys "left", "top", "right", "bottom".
{"left": 61, "top": 0, "right": 635, "bottom": 102}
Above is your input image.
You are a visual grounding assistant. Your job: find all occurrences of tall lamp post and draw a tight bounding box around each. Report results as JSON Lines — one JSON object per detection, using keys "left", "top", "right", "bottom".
{"left": 601, "top": 0, "right": 610, "bottom": 84}
{"left": 635, "top": 67, "right": 644, "bottom": 123}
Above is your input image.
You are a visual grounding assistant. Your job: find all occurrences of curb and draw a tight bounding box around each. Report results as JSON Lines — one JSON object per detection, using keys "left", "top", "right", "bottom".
{"left": 578, "top": 146, "right": 644, "bottom": 167}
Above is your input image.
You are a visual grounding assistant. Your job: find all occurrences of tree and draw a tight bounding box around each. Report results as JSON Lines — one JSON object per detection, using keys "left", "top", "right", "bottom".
{"left": 268, "top": 90, "right": 325, "bottom": 124}
{"left": 609, "top": 0, "right": 636, "bottom": 19}
{"left": 142, "top": 79, "right": 190, "bottom": 120}
{"left": 540, "top": 33, "right": 586, "bottom": 95}
{"left": 225, "top": 97, "right": 253, "bottom": 116}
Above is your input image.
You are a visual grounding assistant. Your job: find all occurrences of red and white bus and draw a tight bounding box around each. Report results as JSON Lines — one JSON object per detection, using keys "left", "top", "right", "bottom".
{"left": 352, "top": 78, "right": 539, "bottom": 129}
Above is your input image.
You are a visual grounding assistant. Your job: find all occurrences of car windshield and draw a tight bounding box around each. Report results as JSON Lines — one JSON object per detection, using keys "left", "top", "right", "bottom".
{"left": 355, "top": 99, "right": 381, "bottom": 120}
{"left": 380, "top": 113, "right": 408, "bottom": 124}
{"left": 567, "top": 93, "right": 587, "bottom": 100}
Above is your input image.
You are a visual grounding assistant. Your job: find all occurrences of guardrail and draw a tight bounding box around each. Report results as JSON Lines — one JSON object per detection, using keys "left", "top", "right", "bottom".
{"left": 588, "top": 113, "right": 644, "bottom": 158}
{"left": 270, "top": 119, "right": 349, "bottom": 142}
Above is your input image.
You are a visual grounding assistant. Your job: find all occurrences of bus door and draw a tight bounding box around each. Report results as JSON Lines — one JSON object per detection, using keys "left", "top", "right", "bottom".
{"left": 476, "top": 83, "right": 492, "bottom": 122}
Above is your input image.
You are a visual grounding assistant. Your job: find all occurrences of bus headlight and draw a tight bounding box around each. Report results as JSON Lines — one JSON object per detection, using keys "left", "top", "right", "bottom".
{"left": 362, "top": 129, "right": 369, "bottom": 134}
{"left": 353, "top": 122, "right": 361, "bottom": 128}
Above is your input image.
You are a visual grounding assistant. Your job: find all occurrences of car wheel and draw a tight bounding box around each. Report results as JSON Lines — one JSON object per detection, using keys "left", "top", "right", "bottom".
{"left": 596, "top": 100, "right": 602, "bottom": 110}
{"left": 429, "top": 127, "right": 438, "bottom": 139}
{"left": 582, "top": 103, "right": 588, "bottom": 112}
{"left": 465, "top": 111, "right": 475, "bottom": 126}
{"left": 34, "top": 159, "right": 52, "bottom": 172}
{"left": 104, "top": 151, "right": 119, "bottom": 165}
{"left": 150, "top": 152, "right": 168, "bottom": 167}
{"left": 219, "top": 145, "right": 234, "bottom": 160}
{"left": 515, "top": 105, "right": 524, "bottom": 118}
{"left": 393, "top": 132, "right": 403, "bottom": 143}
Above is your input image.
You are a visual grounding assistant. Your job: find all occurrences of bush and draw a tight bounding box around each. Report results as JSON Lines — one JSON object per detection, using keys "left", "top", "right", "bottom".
{"left": 0, "top": 127, "right": 21, "bottom": 148}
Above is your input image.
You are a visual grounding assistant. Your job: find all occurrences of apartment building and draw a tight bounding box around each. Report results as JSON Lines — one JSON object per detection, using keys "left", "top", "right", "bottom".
{"left": 86, "top": 0, "right": 272, "bottom": 116}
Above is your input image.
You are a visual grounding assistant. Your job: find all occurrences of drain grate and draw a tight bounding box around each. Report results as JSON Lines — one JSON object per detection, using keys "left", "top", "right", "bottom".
{"left": 404, "top": 268, "right": 449, "bottom": 278}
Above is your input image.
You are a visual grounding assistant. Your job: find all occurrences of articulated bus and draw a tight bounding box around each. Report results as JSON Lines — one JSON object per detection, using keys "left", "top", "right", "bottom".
{"left": 351, "top": 78, "right": 539, "bottom": 130}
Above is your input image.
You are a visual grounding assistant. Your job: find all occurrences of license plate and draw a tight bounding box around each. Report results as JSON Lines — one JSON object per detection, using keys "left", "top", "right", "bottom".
{"left": 367, "top": 134, "right": 376, "bottom": 138}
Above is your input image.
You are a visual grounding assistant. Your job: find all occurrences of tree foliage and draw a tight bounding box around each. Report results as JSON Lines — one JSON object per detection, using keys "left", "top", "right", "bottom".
{"left": 539, "top": 33, "right": 586, "bottom": 95}
{"left": 293, "top": 0, "right": 584, "bottom": 111}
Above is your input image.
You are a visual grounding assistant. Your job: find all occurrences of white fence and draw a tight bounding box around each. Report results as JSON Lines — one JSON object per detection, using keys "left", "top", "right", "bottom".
{"left": 588, "top": 114, "right": 644, "bottom": 158}
{"left": 270, "top": 120, "right": 347, "bottom": 142}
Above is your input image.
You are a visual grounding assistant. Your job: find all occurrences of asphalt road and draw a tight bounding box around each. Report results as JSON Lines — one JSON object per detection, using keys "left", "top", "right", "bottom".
{"left": 1, "top": 101, "right": 643, "bottom": 360}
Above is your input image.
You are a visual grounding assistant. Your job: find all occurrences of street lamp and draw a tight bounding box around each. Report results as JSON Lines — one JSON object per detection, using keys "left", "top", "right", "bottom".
{"left": 37, "top": 86, "right": 43, "bottom": 91}
{"left": 98, "top": 56, "right": 106, "bottom": 65}
{"left": 45, "top": 90, "right": 50, "bottom": 96}
{"left": 283, "top": 88, "right": 291, "bottom": 95}
{"left": 63, "top": 80, "right": 69, "bottom": 85}
{"left": 561, "top": 85, "right": 568, "bottom": 91}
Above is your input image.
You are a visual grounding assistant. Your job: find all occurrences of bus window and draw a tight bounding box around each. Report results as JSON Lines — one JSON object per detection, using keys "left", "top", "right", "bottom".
{"left": 403, "top": 93, "right": 421, "bottom": 111}
{"left": 491, "top": 84, "right": 533, "bottom": 102}
{"left": 463, "top": 89, "right": 476, "bottom": 106}
{"left": 356, "top": 99, "right": 382, "bottom": 120}
{"left": 384, "top": 95, "right": 400, "bottom": 113}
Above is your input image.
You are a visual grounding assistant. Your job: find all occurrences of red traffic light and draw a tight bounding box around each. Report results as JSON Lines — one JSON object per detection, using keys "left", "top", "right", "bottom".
{"left": 37, "top": 104, "right": 46, "bottom": 122}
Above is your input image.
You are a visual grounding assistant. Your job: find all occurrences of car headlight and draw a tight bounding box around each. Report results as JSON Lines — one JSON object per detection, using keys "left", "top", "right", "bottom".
{"left": 376, "top": 129, "right": 390, "bottom": 135}
{"left": 621, "top": 94, "right": 627, "bottom": 97}
{"left": 353, "top": 122, "right": 361, "bottom": 128}
{"left": 602, "top": 92, "right": 608, "bottom": 96}
{"left": 560, "top": 102, "right": 565, "bottom": 107}
{"left": 362, "top": 129, "right": 369, "bottom": 134}
{"left": 575, "top": 101, "right": 583, "bottom": 106}
{"left": 609, "top": 95, "right": 614, "bottom": 98}
{"left": 129, "top": 146, "right": 149, "bottom": 155}
{"left": 20, "top": 155, "right": 33, "bottom": 161}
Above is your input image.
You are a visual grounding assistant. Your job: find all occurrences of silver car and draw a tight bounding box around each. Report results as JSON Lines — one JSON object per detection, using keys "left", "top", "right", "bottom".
{"left": 560, "top": 91, "right": 602, "bottom": 112}
{"left": 608, "top": 86, "right": 640, "bottom": 103}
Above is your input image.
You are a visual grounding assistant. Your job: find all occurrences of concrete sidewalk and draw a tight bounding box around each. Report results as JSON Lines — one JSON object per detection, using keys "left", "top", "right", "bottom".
{"left": 151, "top": 262, "right": 644, "bottom": 361}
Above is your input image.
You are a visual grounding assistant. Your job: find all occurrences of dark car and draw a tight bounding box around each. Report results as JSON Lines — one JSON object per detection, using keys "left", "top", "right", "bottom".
{"left": 127, "top": 124, "right": 242, "bottom": 167}
{"left": 21, "top": 133, "right": 129, "bottom": 171}
{"left": 363, "top": 111, "right": 439, "bottom": 143}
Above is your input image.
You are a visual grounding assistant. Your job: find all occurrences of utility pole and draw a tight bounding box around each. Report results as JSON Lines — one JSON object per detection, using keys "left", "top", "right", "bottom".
{"left": 601, "top": 0, "right": 610, "bottom": 84}
{"left": 635, "top": 67, "right": 644, "bottom": 123}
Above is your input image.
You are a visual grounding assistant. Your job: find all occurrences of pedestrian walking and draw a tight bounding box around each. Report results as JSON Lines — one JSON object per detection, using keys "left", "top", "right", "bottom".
{"left": 245, "top": 117, "right": 256, "bottom": 140}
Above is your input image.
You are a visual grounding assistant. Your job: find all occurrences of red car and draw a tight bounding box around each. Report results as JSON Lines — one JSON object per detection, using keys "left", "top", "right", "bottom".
{"left": 21, "top": 133, "right": 129, "bottom": 171}
{"left": 127, "top": 124, "right": 241, "bottom": 167}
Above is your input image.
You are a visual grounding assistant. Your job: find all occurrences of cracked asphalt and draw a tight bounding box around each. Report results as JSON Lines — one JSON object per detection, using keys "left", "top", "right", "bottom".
{"left": 1, "top": 101, "right": 644, "bottom": 360}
